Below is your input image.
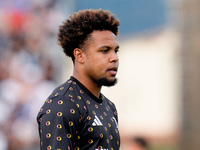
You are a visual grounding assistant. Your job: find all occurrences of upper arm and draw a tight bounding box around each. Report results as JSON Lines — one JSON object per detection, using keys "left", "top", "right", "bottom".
{"left": 38, "top": 95, "right": 81, "bottom": 150}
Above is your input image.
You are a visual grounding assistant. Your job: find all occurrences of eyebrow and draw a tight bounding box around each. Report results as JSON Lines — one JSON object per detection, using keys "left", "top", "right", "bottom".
{"left": 99, "top": 45, "right": 120, "bottom": 50}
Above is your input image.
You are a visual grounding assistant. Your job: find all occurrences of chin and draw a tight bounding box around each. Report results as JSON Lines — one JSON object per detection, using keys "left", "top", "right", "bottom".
{"left": 97, "top": 77, "right": 118, "bottom": 87}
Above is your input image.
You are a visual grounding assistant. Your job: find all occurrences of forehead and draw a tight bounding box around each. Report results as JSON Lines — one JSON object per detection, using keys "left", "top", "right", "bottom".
{"left": 87, "top": 30, "right": 118, "bottom": 48}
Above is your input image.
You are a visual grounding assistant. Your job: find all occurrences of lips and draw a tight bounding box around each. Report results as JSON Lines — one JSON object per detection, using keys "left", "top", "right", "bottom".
{"left": 107, "top": 67, "right": 118, "bottom": 76}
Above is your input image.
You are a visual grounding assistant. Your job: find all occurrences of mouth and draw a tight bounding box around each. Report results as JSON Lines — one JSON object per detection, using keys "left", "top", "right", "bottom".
{"left": 107, "top": 67, "right": 118, "bottom": 76}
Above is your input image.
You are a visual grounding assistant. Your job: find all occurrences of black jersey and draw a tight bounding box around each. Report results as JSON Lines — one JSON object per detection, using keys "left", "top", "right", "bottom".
{"left": 37, "top": 76, "right": 120, "bottom": 150}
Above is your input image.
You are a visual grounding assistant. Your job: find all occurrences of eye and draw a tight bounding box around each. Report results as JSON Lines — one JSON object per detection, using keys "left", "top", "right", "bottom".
{"left": 115, "top": 49, "right": 119, "bottom": 54}
{"left": 101, "top": 49, "right": 109, "bottom": 53}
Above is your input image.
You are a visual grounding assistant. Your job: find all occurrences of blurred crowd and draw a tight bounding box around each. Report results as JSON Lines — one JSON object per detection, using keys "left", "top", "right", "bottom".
{"left": 0, "top": 0, "right": 66, "bottom": 149}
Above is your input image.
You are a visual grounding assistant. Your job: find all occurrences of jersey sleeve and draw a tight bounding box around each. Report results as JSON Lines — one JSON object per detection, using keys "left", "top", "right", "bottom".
{"left": 37, "top": 95, "right": 82, "bottom": 150}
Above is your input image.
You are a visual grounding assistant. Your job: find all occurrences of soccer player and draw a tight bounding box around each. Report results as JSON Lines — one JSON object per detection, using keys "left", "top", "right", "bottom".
{"left": 37, "top": 8, "right": 120, "bottom": 150}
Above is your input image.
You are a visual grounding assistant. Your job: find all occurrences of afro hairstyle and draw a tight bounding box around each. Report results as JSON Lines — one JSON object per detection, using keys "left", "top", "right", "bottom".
{"left": 57, "top": 9, "right": 120, "bottom": 61}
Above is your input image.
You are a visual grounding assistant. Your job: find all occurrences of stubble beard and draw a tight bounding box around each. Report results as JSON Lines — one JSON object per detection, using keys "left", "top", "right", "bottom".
{"left": 97, "top": 77, "right": 118, "bottom": 87}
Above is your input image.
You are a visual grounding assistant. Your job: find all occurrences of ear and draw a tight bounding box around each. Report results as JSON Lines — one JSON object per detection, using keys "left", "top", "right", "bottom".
{"left": 73, "top": 48, "right": 85, "bottom": 64}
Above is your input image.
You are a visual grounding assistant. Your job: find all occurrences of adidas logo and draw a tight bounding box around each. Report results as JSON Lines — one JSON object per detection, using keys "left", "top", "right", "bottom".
{"left": 92, "top": 115, "right": 103, "bottom": 126}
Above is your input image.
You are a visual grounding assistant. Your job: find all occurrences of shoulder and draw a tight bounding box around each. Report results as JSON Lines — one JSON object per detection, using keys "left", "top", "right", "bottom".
{"left": 37, "top": 79, "right": 85, "bottom": 119}
{"left": 49, "top": 79, "right": 73, "bottom": 98}
{"left": 102, "top": 94, "right": 119, "bottom": 118}
{"left": 102, "top": 94, "right": 116, "bottom": 109}
{"left": 40, "top": 79, "right": 74, "bottom": 110}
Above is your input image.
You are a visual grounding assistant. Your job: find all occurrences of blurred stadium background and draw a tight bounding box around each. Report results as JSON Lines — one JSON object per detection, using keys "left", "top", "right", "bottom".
{"left": 0, "top": 0, "right": 200, "bottom": 150}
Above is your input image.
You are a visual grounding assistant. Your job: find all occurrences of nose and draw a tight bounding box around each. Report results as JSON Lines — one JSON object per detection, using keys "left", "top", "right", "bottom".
{"left": 110, "top": 51, "right": 119, "bottom": 63}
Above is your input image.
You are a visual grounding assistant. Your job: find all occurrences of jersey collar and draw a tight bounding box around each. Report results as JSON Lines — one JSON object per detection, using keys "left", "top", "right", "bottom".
{"left": 70, "top": 76, "right": 103, "bottom": 103}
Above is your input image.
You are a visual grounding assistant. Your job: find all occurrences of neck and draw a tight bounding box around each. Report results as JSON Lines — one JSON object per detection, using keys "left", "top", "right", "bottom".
{"left": 73, "top": 70, "right": 101, "bottom": 98}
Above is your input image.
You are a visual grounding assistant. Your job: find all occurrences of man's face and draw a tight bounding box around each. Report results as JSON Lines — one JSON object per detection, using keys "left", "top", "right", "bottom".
{"left": 83, "top": 30, "right": 119, "bottom": 87}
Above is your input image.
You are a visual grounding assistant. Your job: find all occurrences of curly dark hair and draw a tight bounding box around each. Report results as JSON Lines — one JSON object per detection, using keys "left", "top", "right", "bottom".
{"left": 57, "top": 9, "right": 120, "bottom": 61}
